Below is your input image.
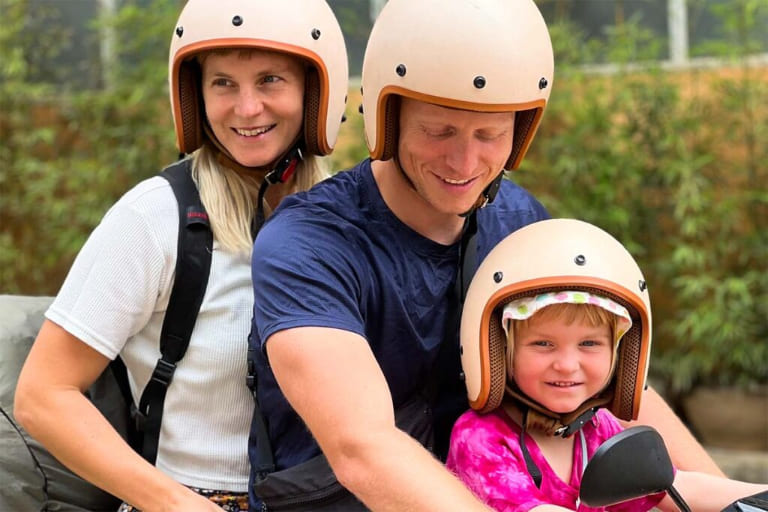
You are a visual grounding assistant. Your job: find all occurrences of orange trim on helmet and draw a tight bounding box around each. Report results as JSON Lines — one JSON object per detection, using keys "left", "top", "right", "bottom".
{"left": 469, "top": 275, "right": 651, "bottom": 412}
{"left": 371, "top": 85, "right": 547, "bottom": 162}
{"left": 170, "top": 38, "right": 331, "bottom": 154}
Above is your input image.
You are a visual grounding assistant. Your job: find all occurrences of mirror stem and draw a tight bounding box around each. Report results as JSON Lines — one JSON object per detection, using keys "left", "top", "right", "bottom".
{"left": 667, "top": 485, "right": 691, "bottom": 512}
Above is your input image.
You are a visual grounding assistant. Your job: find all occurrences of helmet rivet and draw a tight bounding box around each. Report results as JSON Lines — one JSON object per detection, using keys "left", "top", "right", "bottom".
{"left": 539, "top": 77, "right": 548, "bottom": 90}
{"left": 232, "top": 15, "right": 243, "bottom": 27}
{"left": 473, "top": 76, "right": 486, "bottom": 89}
{"left": 459, "top": 371, "right": 466, "bottom": 382}
{"left": 639, "top": 280, "right": 647, "bottom": 291}
{"left": 311, "top": 28, "right": 321, "bottom": 40}
{"left": 395, "top": 64, "right": 407, "bottom": 77}
{"left": 493, "top": 271, "right": 503, "bottom": 283}
{"left": 574, "top": 254, "right": 586, "bottom": 266}
{"left": 175, "top": 26, "right": 183, "bottom": 37}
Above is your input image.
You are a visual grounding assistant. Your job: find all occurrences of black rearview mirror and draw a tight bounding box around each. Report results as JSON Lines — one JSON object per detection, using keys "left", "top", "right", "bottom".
{"left": 579, "top": 426, "right": 689, "bottom": 511}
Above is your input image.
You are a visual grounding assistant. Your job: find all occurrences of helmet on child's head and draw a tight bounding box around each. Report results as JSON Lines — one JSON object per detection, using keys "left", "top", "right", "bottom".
{"left": 361, "top": 0, "right": 554, "bottom": 170}
{"left": 459, "top": 219, "right": 652, "bottom": 424}
{"left": 168, "top": 0, "right": 348, "bottom": 156}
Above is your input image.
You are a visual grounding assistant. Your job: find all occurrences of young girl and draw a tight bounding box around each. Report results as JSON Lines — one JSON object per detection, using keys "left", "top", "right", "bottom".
{"left": 449, "top": 218, "right": 767, "bottom": 512}
{"left": 14, "top": 1, "right": 348, "bottom": 510}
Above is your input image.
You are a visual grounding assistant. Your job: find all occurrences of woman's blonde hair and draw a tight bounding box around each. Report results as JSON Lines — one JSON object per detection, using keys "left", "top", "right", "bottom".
{"left": 190, "top": 145, "right": 328, "bottom": 253}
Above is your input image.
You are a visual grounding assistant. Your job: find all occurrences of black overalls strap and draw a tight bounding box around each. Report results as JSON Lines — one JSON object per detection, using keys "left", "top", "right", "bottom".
{"left": 134, "top": 159, "right": 213, "bottom": 464}
{"left": 429, "top": 211, "right": 479, "bottom": 461}
{"left": 246, "top": 349, "right": 276, "bottom": 480}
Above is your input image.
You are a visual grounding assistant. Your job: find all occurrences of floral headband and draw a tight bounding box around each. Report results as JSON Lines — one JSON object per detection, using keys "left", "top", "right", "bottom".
{"left": 502, "top": 291, "right": 633, "bottom": 345}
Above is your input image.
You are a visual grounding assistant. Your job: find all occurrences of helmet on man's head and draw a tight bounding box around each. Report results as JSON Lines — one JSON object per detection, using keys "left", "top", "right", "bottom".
{"left": 459, "top": 219, "right": 652, "bottom": 424}
{"left": 361, "top": 0, "right": 554, "bottom": 170}
{"left": 169, "top": 0, "right": 348, "bottom": 156}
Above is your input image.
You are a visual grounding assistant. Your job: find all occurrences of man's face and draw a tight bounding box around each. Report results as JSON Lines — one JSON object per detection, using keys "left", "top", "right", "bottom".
{"left": 396, "top": 97, "right": 515, "bottom": 216}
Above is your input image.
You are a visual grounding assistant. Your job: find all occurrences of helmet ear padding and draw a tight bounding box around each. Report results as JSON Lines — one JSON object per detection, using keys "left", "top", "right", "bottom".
{"left": 380, "top": 95, "right": 400, "bottom": 162}
{"left": 508, "top": 109, "right": 538, "bottom": 169}
{"left": 179, "top": 61, "right": 202, "bottom": 152}
{"left": 303, "top": 66, "right": 321, "bottom": 155}
{"left": 483, "top": 308, "right": 507, "bottom": 413}
{"left": 611, "top": 322, "right": 644, "bottom": 420}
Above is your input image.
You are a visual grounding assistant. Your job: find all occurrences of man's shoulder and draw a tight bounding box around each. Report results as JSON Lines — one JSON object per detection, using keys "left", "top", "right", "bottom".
{"left": 493, "top": 177, "right": 540, "bottom": 206}
{"left": 255, "top": 160, "right": 374, "bottom": 259}
{"left": 480, "top": 178, "right": 548, "bottom": 224}
{"left": 274, "top": 159, "right": 371, "bottom": 217}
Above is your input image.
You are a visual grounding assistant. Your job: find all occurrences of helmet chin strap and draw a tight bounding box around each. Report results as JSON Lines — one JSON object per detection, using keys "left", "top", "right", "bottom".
{"left": 505, "top": 382, "right": 614, "bottom": 438}
{"left": 511, "top": 384, "right": 611, "bottom": 490}
{"left": 459, "top": 171, "right": 504, "bottom": 218}
{"left": 252, "top": 146, "right": 303, "bottom": 237}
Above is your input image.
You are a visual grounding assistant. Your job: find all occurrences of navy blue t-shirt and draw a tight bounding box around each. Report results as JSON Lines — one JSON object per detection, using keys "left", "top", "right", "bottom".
{"left": 249, "top": 159, "right": 548, "bottom": 475}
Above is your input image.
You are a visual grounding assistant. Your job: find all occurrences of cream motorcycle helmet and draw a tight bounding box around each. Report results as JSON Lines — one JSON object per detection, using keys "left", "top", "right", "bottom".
{"left": 169, "top": 0, "right": 348, "bottom": 157}
{"left": 460, "top": 219, "right": 652, "bottom": 432}
{"left": 361, "top": 0, "right": 554, "bottom": 177}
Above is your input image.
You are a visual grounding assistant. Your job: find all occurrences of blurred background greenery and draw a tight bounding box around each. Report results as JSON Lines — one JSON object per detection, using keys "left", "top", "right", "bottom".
{"left": 1, "top": 0, "right": 766, "bottom": 432}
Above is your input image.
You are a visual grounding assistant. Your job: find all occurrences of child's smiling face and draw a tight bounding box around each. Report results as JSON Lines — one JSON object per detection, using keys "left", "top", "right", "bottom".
{"left": 512, "top": 314, "right": 613, "bottom": 414}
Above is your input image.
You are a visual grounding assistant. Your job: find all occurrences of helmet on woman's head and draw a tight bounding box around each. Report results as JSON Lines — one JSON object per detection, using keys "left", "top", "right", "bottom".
{"left": 361, "top": 0, "right": 554, "bottom": 170}
{"left": 459, "top": 219, "right": 652, "bottom": 426}
{"left": 169, "top": 0, "right": 348, "bottom": 156}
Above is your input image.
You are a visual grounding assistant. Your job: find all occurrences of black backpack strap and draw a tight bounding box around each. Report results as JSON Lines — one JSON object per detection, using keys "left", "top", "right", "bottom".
{"left": 109, "top": 356, "right": 142, "bottom": 450}
{"left": 135, "top": 159, "right": 213, "bottom": 464}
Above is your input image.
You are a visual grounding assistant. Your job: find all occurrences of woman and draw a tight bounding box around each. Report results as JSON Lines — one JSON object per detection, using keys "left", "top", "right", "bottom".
{"left": 14, "top": 1, "right": 348, "bottom": 510}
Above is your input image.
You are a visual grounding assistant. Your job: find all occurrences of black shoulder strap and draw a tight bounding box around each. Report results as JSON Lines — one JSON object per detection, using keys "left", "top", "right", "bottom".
{"left": 134, "top": 159, "right": 213, "bottom": 464}
{"left": 428, "top": 211, "right": 479, "bottom": 461}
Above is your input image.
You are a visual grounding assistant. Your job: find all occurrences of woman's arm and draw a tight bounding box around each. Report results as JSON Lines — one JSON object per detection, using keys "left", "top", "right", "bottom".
{"left": 14, "top": 320, "right": 220, "bottom": 512}
{"left": 266, "top": 326, "right": 492, "bottom": 511}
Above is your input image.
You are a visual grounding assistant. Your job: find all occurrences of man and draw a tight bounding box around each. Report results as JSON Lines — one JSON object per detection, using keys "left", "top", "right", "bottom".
{"left": 248, "top": 0, "right": 723, "bottom": 509}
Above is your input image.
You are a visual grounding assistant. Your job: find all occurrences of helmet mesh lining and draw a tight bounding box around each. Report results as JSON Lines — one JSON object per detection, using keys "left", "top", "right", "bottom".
{"left": 303, "top": 67, "right": 321, "bottom": 155}
{"left": 381, "top": 95, "right": 401, "bottom": 161}
{"left": 484, "top": 312, "right": 507, "bottom": 413}
{"left": 179, "top": 62, "right": 202, "bottom": 153}
{"left": 507, "top": 108, "right": 537, "bottom": 169}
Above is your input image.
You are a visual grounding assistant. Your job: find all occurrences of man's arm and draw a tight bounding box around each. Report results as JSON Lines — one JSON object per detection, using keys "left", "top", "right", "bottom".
{"left": 266, "top": 326, "right": 490, "bottom": 511}
{"left": 622, "top": 386, "right": 726, "bottom": 477}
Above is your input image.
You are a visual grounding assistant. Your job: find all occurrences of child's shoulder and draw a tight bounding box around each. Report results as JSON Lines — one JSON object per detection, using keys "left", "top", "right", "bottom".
{"left": 453, "top": 408, "right": 520, "bottom": 442}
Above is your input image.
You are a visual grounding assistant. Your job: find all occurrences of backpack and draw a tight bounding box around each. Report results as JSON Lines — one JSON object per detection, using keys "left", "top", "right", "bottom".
{"left": 0, "top": 160, "right": 212, "bottom": 511}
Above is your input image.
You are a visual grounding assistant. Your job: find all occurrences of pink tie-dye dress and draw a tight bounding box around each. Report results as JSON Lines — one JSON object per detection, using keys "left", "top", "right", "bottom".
{"left": 446, "top": 408, "right": 666, "bottom": 512}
